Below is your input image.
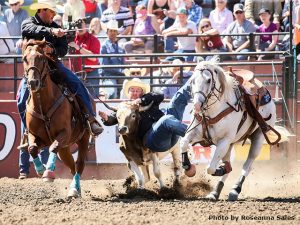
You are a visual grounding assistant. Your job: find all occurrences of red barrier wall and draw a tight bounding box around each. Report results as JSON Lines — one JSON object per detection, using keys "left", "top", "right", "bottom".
{"left": 0, "top": 101, "right": 130, "bottom": 179}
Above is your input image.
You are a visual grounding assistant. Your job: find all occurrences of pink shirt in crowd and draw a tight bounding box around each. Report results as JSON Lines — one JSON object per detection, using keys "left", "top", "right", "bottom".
{"left": 209, "top": 7, "right": 234, "bottom": 34}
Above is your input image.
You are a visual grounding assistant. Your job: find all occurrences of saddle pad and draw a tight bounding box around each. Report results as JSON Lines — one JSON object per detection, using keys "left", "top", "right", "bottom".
{"left": 260, "top": 90, "right": 272, "bottom": 106}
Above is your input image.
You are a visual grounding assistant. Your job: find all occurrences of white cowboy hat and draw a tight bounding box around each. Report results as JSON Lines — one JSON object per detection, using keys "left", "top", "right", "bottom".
{"left": 123, "top": 78, "right": 150, "bottom": 98}
{"left": 5, "top": 0, "right": 24, "bottom": 6}
{"left": 106, "top": 20, "right": 118, "bottom": 31}
{"left": 30, "top": 0, "right": 57, "bottom": 12}
{"left": 124, "top": 66, "right": 147, "bottom": 77}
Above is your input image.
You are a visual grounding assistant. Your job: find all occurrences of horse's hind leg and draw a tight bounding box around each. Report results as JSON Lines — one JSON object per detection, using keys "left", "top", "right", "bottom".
{"left": 67, "top": 133, "right": 89, "bottom": 198}
{"left": 228, "top": 129, "right": 264, "bottom": 201}
{"left": 27, "top": 133, "right": 45, "bottom": 176}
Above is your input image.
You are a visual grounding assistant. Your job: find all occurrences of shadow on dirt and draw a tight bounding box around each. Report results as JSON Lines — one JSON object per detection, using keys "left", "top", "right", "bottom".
{"left": 257, "top": 197, "right": 300, "bottom": 203}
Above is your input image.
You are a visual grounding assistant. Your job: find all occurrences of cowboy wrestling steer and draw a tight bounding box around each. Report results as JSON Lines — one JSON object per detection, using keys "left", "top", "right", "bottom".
{"left": 104, "top": 101, "right": 181, "bottom": 188}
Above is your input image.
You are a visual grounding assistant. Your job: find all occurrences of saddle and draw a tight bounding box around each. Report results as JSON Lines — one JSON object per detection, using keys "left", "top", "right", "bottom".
{"left": 227, "top": 67, "right": 281, "bottom": 145}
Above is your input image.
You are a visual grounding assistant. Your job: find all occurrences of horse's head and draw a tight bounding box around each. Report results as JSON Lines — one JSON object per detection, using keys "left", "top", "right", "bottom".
{"left": 190, "top": 61, "right": 226, "bottom": 112}
{"left": 23, "top": 40, "right": 50, "bottom": 92}
{"left": 116, "top": 101, "right": 153, "bottom": 135}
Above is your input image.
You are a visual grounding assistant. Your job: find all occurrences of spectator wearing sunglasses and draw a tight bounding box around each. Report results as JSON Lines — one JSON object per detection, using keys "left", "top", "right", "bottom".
{"left": 4, "top": 0, "right": 29, "bottom": 54}
{"left": 195, "top": 18, "right": 227, "bottom": 61}
{"left": 223, "top": 3, "right": 256, "bottom": 60}
{"left": 119, "top": 66, "right": 149, "bottom": 99}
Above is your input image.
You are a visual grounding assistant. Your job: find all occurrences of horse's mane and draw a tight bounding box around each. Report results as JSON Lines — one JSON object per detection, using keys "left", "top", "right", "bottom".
{"left": 22, "top": 39, "right": 46, "bottom": 54}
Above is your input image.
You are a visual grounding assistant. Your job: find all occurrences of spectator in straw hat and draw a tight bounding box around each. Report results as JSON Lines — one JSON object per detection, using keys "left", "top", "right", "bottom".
{"left": 120, "top": 67, "right": 148, "bottom": 98}
{"left": 4, "top": 0, "right": 29, "bottom": 54}
{"left": 99, "top": 19, "right": 125, "bottom": 98}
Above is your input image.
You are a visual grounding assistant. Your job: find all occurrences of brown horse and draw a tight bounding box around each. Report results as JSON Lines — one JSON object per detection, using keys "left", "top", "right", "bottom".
{"left": 22, "top": 40, "right": 90, "bottom": 197}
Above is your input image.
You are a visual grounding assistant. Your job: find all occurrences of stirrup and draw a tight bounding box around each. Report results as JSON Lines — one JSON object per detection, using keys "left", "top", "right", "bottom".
{"left": 87, "top": 116, "right": 103, "bottom": 137}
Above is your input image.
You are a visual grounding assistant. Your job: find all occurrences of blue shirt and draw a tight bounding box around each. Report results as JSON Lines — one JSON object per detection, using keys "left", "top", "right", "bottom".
{"left": 187, "top": 3, "right": 203, "bottom": 26}
{"left": 4, "top": 8, "right": 29, "bottom": 43}
{"left": 99, "top": 38, "right": 125, "bottom": 76}
{"left": 161, "top": 71, "right": 192, "bottom": 99}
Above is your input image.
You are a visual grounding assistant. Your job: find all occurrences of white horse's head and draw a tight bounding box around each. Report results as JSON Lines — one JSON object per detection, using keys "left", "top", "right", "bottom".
{"left": 190, "top": 61, "right": 232, "bottom": 112}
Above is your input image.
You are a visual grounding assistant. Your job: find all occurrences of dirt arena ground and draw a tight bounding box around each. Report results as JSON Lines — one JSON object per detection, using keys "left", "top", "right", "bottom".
{"left": 0, "top": 160, "right": 299, "bottom": 225}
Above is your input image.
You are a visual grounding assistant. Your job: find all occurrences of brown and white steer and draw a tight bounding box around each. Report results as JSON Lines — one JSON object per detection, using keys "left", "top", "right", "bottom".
{"left": 116, "top": 102, "right": 181, "bottom": 188}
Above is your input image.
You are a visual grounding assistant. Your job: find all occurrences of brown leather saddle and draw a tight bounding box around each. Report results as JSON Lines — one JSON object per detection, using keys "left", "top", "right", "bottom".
{"left": 227, "top": 67, "right": 281, "bottom": 145}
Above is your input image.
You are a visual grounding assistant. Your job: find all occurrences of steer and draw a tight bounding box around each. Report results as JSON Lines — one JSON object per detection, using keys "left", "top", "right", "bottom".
{"left": 116, "top": 102, "right": 181, "bottom": 188}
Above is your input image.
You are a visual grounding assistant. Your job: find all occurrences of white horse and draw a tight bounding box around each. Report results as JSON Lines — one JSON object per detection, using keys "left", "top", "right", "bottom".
{"left": 180, "top": 60, "right": 287, "bottom": 201}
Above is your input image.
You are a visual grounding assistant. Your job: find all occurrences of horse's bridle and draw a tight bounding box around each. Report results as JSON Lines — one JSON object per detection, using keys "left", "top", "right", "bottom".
{"left": 191, "top": 68, "right": 222, "bottom": 109}
{"left": 24, "top": 53, "right": 49, "bottom": 90}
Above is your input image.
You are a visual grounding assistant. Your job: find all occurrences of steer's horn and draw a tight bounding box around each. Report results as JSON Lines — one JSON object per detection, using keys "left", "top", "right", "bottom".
{"left": 96, "top": 95, "right": 117, "bottom": 112}
{"left": 139, "top": 101, "right": 154, "bottom": 112}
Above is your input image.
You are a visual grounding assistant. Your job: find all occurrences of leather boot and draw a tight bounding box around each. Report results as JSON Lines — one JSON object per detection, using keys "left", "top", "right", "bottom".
{"left": 17, "top": 131, "right": 29, "bottom": 150}
{"left": 87, "top": 115, "right": 104, "bottom": 136}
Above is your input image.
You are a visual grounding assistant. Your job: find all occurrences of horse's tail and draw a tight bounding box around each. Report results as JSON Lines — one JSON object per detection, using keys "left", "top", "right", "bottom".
{"left": 266, "top": 125, "right": 293, "bottom": 144}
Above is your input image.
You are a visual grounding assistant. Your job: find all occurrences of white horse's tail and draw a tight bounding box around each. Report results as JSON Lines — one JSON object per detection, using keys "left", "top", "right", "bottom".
{"left": 266, "top": 125, "right": 293, "bottom": 144}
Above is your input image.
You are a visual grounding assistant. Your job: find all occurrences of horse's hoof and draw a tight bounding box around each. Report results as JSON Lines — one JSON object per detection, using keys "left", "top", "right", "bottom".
{"left": 184, "top": 164, "right": 196, "bottom": 177}
{"left": 42, "top": 170, "right": 55, "bottom": 182}
{"left": 67, "top": 188, "right": 80, "bottom": 198}
{"left": 228, "top": 190, "right": 239, "bottom": 201}
{"left": 206, "top": 192, "right": 218, "bottom": 201}
{"left": 36, "top": 167, "right": 46, "bottom": 178}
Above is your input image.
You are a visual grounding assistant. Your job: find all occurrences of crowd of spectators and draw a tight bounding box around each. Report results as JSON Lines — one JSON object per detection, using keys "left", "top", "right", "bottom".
{"left": 1, "top": 0, "right": 300, "bottom": 99}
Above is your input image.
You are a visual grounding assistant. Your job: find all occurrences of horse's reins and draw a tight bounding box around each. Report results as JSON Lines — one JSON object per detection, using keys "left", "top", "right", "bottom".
{"left": 186, "top": 67, "right": 242, "bottom": 146}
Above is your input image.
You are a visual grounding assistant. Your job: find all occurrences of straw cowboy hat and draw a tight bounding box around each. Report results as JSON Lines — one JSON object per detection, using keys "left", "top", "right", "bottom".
{"left": 5, "top": 0, "right": 24, "bottom": 6}
{"left": 30, "top": 0, "right": 57, "bottom": 12}
{"left": 107, "top": 20, "right": 119, "bottom": 30}
{"left": 123, "top": 78, "right": 150, "bottom": 98}
{"left": 124, "top": 66, "right": 147, "bottom": 77}
{"left": 162, "top": 59, "right": 191, "bottom": 74}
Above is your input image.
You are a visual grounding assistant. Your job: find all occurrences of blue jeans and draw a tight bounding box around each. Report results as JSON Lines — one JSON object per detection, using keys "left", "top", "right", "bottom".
{"left": 145, "top": 82, "right": 191, "bottom": 152}
{"left": 57, "top": 62, "right": 95, "bottom": 115}
{"left": 164, "top": 37, "right": 175, "bottom": 53}
{"left": 235, "top": 49, "right": 250, "bottom": 60}
{"left": 86, "top": 69, "right": 100, "bottom": 98}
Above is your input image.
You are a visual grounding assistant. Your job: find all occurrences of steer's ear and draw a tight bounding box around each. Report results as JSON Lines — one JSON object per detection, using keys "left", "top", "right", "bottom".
{"left": 139, "top": 101, "right": 154, "bottom": 112}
